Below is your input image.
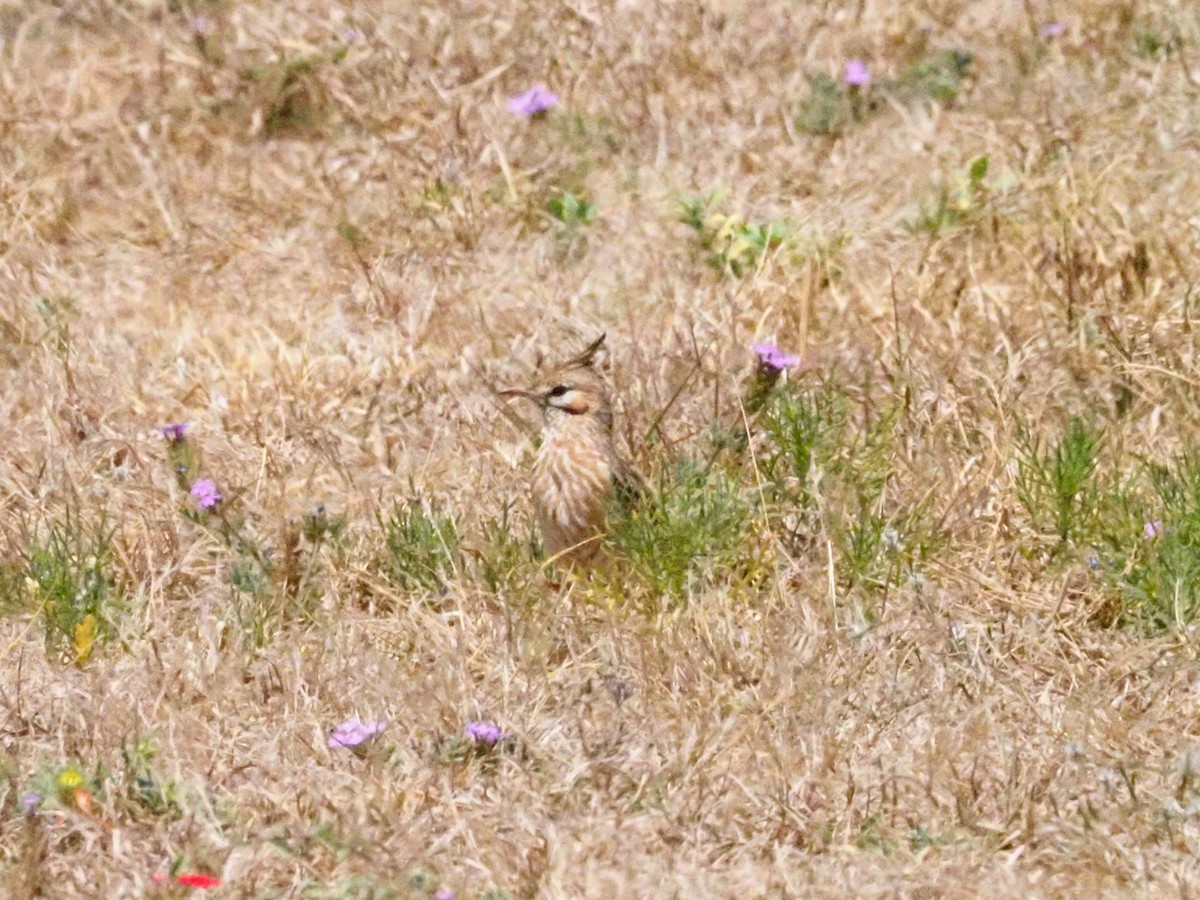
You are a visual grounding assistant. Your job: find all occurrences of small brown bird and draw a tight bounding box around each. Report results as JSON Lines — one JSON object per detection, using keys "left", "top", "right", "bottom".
{"left": 500, "top": 333, "right": 641, "bottom": 566}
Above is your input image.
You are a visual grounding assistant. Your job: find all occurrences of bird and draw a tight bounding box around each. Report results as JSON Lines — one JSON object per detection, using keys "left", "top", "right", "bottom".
{"left": 499, "top": 333, "right": 642, "bottom": 566}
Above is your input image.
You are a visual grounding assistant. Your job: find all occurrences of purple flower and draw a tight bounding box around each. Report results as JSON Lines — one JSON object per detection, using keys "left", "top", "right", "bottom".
{"left": 1040, "top": 22, "right": 1067, "bottom": 38}
{"left": 843, "top": 59, "right": 871, "bottom": 87}
{"left": 159, "top": 423, "right": 189, "bottom": 442}
{"left": 328, "top": 717, "right": 385, "bottom": 750}
{"left": 189, "top": 479, "right": 222, "bottom": 510}
{"left": 20, "top": 792, "right": 42, "bottom": 816}
{"left": 465, "top": 720, "right": 504, "bottom": 747}
{"left": 752, "top": 342, "right": 801, "bottom": 374}
{"left": 434, "top": 890, "right": 456, "bottom": 900}
{"left": 189, "top": 16, "right": 214, "bottom": 36}
{"left": 507, "top": 85, "right": 559, "bottom": 117}
{"left": 1144, "top": 520, "right": 1163, "bottom": 540}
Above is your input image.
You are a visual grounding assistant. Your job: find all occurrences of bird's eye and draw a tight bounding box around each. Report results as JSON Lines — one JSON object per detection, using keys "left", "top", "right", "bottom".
{"left": 548, "top": 385, "right": 570, "bottom": 398}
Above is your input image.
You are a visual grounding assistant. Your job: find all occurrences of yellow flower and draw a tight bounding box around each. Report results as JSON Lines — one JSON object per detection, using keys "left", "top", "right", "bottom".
{"left": 58, "top": 768, "right": 84, "bottom": 791}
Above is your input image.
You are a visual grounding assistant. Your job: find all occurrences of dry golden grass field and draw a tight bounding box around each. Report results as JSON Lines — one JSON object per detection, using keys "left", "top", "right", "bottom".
{"left": 6, "top": 0, "right": 1200, "bottom": 897}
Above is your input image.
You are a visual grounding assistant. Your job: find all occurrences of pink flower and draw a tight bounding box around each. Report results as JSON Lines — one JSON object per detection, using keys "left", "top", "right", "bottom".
{"left": 1144, "top": 520, "right": 1163, "bottom": 540}
{"left": 435, "top": 890, "right": 456, "bottom": 900}
{"left": 1040, "top": 22, "right": 1067, "bottom": 38}
{"left": 507, "top": 85, "right": 559, "bottom": 117}
{"left": 189, "top": 479, "right": 222, "bottom": 510}
{"left": 843, "top": 59, "right": 871, "bottom": 87}
{"left": 752, "top": 342, "right": 801, "bottom": 374}
{"left": 158, "top": 423, "right": 189, "bottom": 442}
{"left": 328, "top": 717, "right": 385, "bottom": 750}
{"left": 465, "top": 720, "right": 504, "bottom": 747}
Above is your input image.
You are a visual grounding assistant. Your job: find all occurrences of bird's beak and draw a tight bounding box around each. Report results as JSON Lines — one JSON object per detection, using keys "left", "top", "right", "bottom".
{"left": 498, "top": 387, "right": 539, "bottom": 401}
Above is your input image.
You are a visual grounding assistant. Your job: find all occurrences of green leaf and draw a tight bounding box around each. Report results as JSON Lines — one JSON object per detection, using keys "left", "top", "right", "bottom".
{"left": 336, "top": 221, "right": 364, "bottom": 247}
{"left": 968, "top": 155, "right": 989, "bottom": 185}
{"left": 562, "top": 193, "right": 579, "bottom": 219}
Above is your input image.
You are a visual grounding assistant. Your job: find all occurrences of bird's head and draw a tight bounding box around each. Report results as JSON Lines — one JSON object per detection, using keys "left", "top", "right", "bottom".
{"left": 499, "top": 333, "right": 613, "bottom": 429}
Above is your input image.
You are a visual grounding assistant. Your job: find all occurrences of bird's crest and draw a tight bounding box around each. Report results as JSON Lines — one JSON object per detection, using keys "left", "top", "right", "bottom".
{"left": 564, "top": 333, "right": 606, "bottom": 370}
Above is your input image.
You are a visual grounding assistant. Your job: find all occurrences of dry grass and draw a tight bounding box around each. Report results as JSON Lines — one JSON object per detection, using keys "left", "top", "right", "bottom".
{"left": 3, "top": 0, "right": 1200, "bottom": 896}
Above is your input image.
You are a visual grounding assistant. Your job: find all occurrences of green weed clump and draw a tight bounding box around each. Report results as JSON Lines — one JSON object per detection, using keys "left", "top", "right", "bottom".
{"left": 796, "top": 49, "right": 972, "bottom": 137}
{"left": 756, "top": 381, "right": 934, "bottom": 596}
{"left": 1006, "top": 421, "right": 1200, "bottom": 630}
{"left": 904, "top": 155, "right": 992, "bottom": 237}
{"left": 120, "top": 736, "right": 179, "bottom": 819}
{"left": 1107, "top": 454, "right": 1200, "bottom": 629}
{"left": 1016, "top": 416, "right": 1102, "bottom": 549}
{"left": 760, "top": 384, "right": 846, "bottom": 510}
{"left": 679, "top": 192, "right": 789, "bottom": 277}
{"left": 894, "top": 50, "right": 974, "bottom": 104}
{"left": 544, "top": 190, "right": 598, "bottom": 261}
{"left": 378, "top": 500, "right": 462, "bottom": 593}
{"left": 8, "top": 513, "right": 121, "bottom": 664}
{"left": 611, "top": 457, "right": 755, "bottom": 599}
{"left": 796, "top": 75, "right": 875, "bottom": 135}
{"left": 470, "top": 505, "right": 539, "bottom": 594}
{"left": 546, "top": 191, "right": 597, "bottom": 229}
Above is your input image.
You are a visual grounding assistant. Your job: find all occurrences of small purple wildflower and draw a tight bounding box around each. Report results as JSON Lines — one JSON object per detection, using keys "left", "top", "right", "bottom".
{"left": 465, "top": 720, "right": 504, "bottom": 747}
{"left": 328, "top": 717, "right": 385, "bottom": 750}
{"left": 507, "top": 85, "right": 559, "bottom": 117}
{"left": 189, "top": 16, "right": 214, "bottom": 36}
{"left": 20, "top": 792, "right": 42, "bottom": 816}
{"left": 1144, "top": 520, "right": 1163, "bottom": 540}
{"left": 434, "top": 890, "right": 456, "bottom": 900}
{"left": 752, "top": 342, "right": 801, "bottom": 374}
{"left": 159, "top": 422, "right": 189, "bottom": 442}
{"left": 843, "top": 59, "right": 871, "bottom": 87}
{"left": 1040, "top": 22, "right": 1067, "bottom": 39}
{"left": 189, "top": 479, "right": 222, "bottom": 511}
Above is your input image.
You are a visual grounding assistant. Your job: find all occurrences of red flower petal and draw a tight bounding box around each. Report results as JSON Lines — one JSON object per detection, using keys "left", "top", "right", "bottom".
{"left": 176, "top": 873, "right": 222, "bottom": 889}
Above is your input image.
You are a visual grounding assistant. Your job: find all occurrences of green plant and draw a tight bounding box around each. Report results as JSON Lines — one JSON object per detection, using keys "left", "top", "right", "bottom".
{"left": 824, "top": 411, "right": 900, "bottom": 589}
{"left": 611, "top": 457, "right": 754, "bottom": 598}
{"left": 760, "top": 385, "right": 846, "bottom": 507}
{"left": 379, "top": 501, "right": 461, "bottom": 592}
{"left": 546, "top": 191, "right": 597, "bottom": 228}
{"left": 287, "top": 506, "right": 349, "bottom": 608}
{"left": 796, "top": 75, "right": 874, "bottom": 135}
{"left": 303, "top": 505, "right": 348, "bottom": 547}
{"left": 544, "top": 190, "right": 598, "bottom": 260}
{"left": 1016, "top": 416, "right": 1102, "bottom": 549}
{"left": 470, "top": 505, "right": 538, "bottom": 594}
{"left": 120, "top": 736, "right": 178, "bottom": 818}
{"left": 239, "top": 53, "right": 329, "bottom": 137}
{"left": 1102, "top": 453, "right": 1200, "bottom": 628}
{"left": 895, "top": 49, "right": 973, "bottom": 103}
{"left": 20, "top": 513, "right": 119, "bottom": 663}
{"left": 679, "top": 192, "right": 789, "bottom": 277}
{"left": 904, "top": 155, "right": 990, "bottom": 237}
{"left": 762, "top": 388, "right": 929, "bottom": 593}
{"left": 1132, "top": 23, "right": 1179, "bottom": 59}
